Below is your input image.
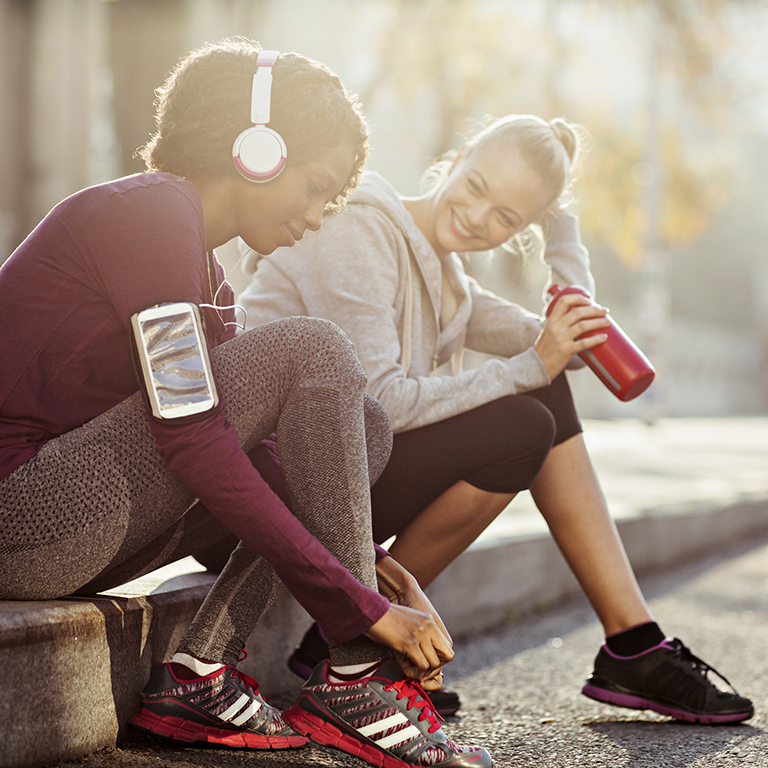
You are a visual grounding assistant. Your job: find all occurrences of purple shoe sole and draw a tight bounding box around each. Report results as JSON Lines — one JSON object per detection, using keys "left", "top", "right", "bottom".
{"left": 582, "top": 682, "right": 753, "bottom": 724}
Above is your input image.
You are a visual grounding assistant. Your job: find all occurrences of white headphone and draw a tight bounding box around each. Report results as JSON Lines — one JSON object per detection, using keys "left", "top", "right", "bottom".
{"left": 232, "top": 51, "right": 287, "bottom": 183}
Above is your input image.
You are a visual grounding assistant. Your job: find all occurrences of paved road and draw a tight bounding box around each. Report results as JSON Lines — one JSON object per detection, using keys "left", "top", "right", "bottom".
{"left": 47, "top": 532, "right": 768, "bottom": 768}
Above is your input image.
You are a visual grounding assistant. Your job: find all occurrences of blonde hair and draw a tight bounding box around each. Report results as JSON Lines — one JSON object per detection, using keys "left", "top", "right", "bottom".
{"left": 424, "top": 114, "right": 588, "bottom": 206}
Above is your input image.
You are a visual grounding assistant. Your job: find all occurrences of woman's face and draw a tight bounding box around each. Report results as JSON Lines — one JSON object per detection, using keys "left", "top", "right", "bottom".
{"left": 235, "top": 143, "right": 355, "bottom": 254}
{"left": 427, "top": 141, "right": 554, "bottom": 258}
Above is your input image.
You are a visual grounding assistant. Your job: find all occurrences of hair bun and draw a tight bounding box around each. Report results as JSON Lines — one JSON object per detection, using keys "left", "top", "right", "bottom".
{"left": 549, "top": 118, "right": 577, "bottom": 163}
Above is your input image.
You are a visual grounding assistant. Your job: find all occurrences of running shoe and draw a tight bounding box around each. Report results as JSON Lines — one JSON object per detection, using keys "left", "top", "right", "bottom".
{"left": 582, "top": 637, "right": 754, "bottom": 724}
{"left": 129, "top": 661, "right": 308, "bottom": 749}
{"left": 283, "top": 658, "right": 493, "bottom": 767}
{"left": 288, "top": 622, "right": 462, "bottom": 717}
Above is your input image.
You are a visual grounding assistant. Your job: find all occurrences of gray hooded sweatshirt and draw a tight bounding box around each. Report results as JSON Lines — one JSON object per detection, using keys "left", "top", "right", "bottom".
{"left": 239, "top": 171, "right": 594, "bottom": 434}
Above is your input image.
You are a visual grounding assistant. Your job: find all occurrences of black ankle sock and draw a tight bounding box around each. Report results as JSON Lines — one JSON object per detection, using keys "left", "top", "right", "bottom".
{"left": 605, "top": 621, "right": 665, "bottom": 656}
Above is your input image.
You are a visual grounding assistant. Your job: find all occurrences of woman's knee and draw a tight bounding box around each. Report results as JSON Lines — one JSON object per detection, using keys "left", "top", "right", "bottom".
{"left": 225, "top": 317, "right": 366, "bottom": 390}
{"left": 464, "top": 396, "right": 556, "bottom": 492}
{"left": 363, "top": 394, "right": 393, "bottom": 485}
{"left": 493, "top": 395, "right": 557, "bottom": 458}
{"left": 527, "top": 374, "right": 582, "bottom": 445}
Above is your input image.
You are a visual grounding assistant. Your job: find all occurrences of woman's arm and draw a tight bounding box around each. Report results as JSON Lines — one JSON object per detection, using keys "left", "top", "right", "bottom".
{"left": 89, "top": 178, "right": 389, "bottom": 645}
{"left": 540, "top": 211, "right": 595, "bottom": 298}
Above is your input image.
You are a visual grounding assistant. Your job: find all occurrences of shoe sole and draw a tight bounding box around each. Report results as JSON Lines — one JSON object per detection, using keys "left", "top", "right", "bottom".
{"left": 581, "top": 683, "right": 754, "bottom": 724}
{"left": 285, "top": 701, "right": 492, "bottom": 768}
{"left": 129, "top": 708, "right": 309, "bottom": 749}
{"left": 284, "top": 703, "right": 412, "bottom": 767}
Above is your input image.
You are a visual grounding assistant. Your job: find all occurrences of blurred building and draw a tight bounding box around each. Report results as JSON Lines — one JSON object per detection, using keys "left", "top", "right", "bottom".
{"left": 1, "top": 0, "right": 766, "bottom": 417}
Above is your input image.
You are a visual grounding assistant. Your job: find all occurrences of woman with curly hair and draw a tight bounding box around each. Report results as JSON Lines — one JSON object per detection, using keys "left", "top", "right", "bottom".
{"left": 0, "top": 38, "right": 492, "bottom": 768}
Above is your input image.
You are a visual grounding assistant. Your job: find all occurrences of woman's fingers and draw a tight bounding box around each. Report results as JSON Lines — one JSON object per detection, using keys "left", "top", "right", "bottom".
{"left": 364, "top": 603, "right": 454, "bottom": 680}
{"left": 546, "top": 291, "right": 593, "bottom": 319}
{"left": 417, "top": 671, "right": 444, "bottom": 692}
{"left": 535, "top": 294, "right": 612, "bottom": 379}
{"left": 375, "top": 556, "right": 454, "bottom": 648}
{"left": 548, "top": 294, "right": 609, "bottom": 331}
{"left": 394, "top": 650, "right": 444, "bottom": 689}
{"left": 421, "top": 620, "right": 454, "bottom": 669}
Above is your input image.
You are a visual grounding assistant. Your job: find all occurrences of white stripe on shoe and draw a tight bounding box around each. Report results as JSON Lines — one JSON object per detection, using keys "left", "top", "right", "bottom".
{"left": 376, "top": 725, "right": 423, "bottom": 750}
{"left": 230, "top": 697, "right": 263, "bottom": 726}
{"left": 357, "top": 712, "right": 422, "bottom": 749}
{"left": 221, "top": 692, "right": 257, "bottom": 723}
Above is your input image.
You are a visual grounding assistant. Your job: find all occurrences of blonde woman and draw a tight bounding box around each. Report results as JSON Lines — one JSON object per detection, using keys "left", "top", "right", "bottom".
{"left": 238, "top": 114, "right": 753, "bottom": 725}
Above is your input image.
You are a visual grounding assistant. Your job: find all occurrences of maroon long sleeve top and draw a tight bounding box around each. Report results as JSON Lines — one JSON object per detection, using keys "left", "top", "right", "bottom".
{"left": 0, "top": 173, "right": 388, "bottom": 643}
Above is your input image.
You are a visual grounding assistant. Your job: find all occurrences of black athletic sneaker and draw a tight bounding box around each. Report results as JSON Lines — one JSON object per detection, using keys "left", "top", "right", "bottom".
{"left": 582, "top": 637, "right": 754, "bottom": 724}
{"left": 283, "top": 658, "right": 493, "bottom": 767}
{"left": 288, "top": 622, "right": 462, "bottom": 717}
{"left": 129, "top": 661, "right": 308, "bottom": 749}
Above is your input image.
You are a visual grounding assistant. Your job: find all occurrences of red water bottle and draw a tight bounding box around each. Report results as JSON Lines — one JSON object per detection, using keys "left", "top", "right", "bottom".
{"left": 545, "top": 284, "right": 655, "bottom": 402}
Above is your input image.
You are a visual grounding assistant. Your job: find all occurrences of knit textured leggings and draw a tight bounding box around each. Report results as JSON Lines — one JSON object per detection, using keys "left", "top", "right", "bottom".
{"left": 0, "top": 317, "right": 392, "bottom": 667}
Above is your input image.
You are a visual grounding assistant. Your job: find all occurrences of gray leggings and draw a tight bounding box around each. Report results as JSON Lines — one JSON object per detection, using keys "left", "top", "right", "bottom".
{"left": 0, "top": 317, "right": 392, "bottom": 667}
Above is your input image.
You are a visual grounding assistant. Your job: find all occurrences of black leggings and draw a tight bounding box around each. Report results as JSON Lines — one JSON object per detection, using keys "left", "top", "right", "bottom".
{"left": 370, "top": 372, "right": 581, "bottom": 543}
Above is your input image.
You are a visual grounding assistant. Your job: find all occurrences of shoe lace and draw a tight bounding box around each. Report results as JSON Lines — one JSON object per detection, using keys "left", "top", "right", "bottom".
{"left": 383, "top": 678, "right": 443, "bottom": 734}
{"left": 670, "top": 638, "right": 740, "bottom": 694}
{"left": 226, "top": 649, "right": 260, "bottom": 696}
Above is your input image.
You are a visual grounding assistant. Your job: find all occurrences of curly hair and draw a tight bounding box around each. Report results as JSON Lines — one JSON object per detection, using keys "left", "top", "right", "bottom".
{"left": 139, "top": 38, "right": 369, "bottom": 209}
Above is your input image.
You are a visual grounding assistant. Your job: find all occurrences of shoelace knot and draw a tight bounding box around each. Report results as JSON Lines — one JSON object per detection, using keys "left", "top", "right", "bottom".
{"left": 384, "top": 678, "right": 443, "bottom": 733}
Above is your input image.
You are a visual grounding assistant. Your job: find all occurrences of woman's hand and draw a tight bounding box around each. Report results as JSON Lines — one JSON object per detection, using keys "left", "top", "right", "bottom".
{"left": 375, "top": 554, "right": 452, "bottom": 641}
{"left": 534, "top": 293, "right": 610, "bottom": 380}
{"left": 364, "top": 602, "right": 453, "bottom": 689}
{"left": 366, "top": 555, "right": 453, "bottom": 689}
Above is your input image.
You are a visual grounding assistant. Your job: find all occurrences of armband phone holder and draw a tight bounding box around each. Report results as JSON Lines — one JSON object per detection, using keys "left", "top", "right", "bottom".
{"left": 130, "top": 302, "right": 219, "bottom": 421}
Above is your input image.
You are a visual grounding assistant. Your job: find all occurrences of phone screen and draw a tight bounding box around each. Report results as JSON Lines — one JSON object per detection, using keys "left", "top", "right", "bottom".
{"left": 138, "top": 309, "right": 215, "bottom": 417}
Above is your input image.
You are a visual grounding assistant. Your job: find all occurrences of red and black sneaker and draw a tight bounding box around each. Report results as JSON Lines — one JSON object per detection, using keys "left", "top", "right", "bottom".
{"left": 129, "top": 661, "right": 308, "bottom": 749}
{"left": 283, "top": 658, "right": 492, "bottom": 767}
{"left": 288, "top": 622, "right": 462, "bottom": 717}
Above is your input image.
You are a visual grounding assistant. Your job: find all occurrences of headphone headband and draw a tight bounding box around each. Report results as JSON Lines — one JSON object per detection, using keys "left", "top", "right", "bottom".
{"left": 250, "top": 50, "right": 278, "bottom": 124}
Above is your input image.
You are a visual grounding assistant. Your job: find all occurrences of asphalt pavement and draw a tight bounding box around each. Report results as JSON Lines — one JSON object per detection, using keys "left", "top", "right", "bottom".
{"left": 45, "top": 530, "right": 768, "bottom": 768}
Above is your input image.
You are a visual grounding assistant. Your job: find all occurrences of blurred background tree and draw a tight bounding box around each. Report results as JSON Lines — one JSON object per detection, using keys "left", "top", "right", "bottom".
{"left": 0, "top": 0, "right": 766, "bottom": 417}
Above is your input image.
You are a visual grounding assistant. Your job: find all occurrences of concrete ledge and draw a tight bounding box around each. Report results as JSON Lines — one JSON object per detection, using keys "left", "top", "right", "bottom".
{"left": 0, "top": 575, "right": 214, "bottom": 768}
{"left": 2, "top": 496, "right": 768, "bottom": 767}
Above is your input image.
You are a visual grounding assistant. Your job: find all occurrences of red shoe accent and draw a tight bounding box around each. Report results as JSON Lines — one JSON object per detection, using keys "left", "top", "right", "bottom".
{"left": 129, "top": 707, "right": 308, "bottom": 749}
{"left": 284, "top": 706, "right": 408, "bottom": 768}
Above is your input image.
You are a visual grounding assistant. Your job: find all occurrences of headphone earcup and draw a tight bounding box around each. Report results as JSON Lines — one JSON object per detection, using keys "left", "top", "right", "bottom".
{"left": 232, "top": 126, "right": 287, "bottom": 183}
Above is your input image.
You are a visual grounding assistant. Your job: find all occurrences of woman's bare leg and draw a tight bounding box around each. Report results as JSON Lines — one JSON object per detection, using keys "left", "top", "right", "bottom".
{"left": 529, "top": 432, "right": 653, "bottom": 634}
{"left": 387, "top": 481, "right": 515, "bottom": 587}
{"left": 381, "top": 430, "right": 651, "bottom": 634}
